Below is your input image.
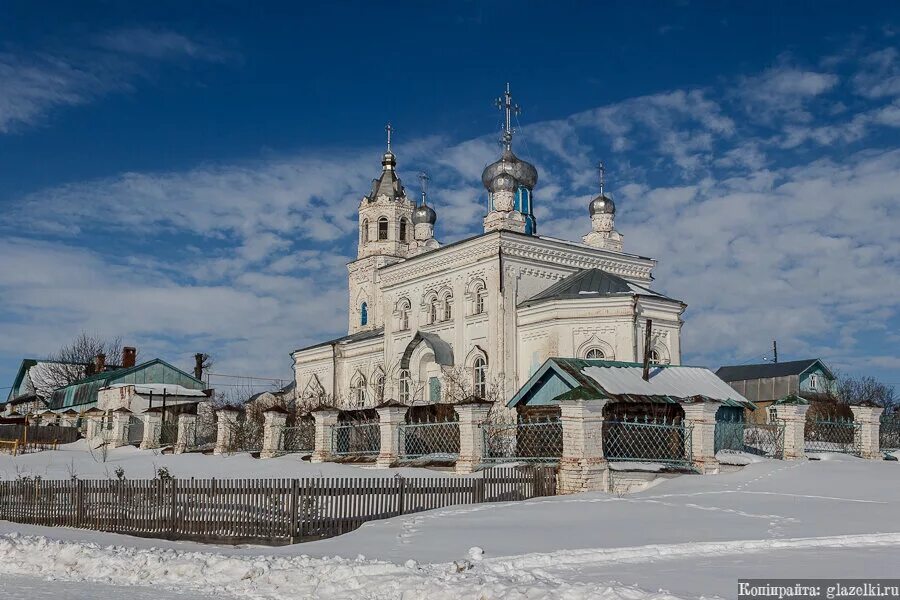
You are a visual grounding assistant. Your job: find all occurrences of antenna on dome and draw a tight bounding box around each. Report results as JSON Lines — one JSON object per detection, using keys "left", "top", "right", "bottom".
{"left": 495, "top": 83, "right": 520, "bottom": 151}
{"left": 385, "top": 123, "right": 393, "bottom": 152}
{"left": 417, "top": 172, "right": 430, "bottom": 205}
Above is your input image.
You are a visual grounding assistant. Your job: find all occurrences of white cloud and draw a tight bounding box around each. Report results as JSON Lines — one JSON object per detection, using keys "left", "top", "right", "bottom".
{"left": 2, "top": 41, "right": 899, "bottom": 385}
{"left": 0, "top": 29, "right": 228, "bottom": 134}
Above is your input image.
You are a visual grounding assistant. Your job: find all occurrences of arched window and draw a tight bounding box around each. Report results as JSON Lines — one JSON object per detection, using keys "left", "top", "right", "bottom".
{"left": 443, "top": 293, "right": 453, "bottom": 321}
{"left": 648, "top": 349, "right": 661, "bottom": 365}
{"left": 429, "top": 298, "right": 439, "bottom": 324}
{"left": 360, "top": 302, "right": 368, "bottom": 326}
{"left": 351, "top": 375, "right": 367, "bottom": 407}
{"left": 378, "top": 217, "right": 388, "bottom": 240}
{"left": 474, "top": 289, "right": 485, "bottom": 315}
{"left": 399, "top": 218, "right": 408, "bottom": 242}
{"left": 361, "top": 219, "right": 369, "bottom": 243}
{"left": 397, "top": 299, "right": 410, "bottom": 331}
{"left": 585, "top": 348, "right": 605, "bottom": 360}
{"left": 374, "top": 373, "right": 385, "bottom": 402}
{"left": 399, "top": 370, "right": 410, "bottom": 404}
{"left": 473, "top": 356, "right": 487, "bottom": 398}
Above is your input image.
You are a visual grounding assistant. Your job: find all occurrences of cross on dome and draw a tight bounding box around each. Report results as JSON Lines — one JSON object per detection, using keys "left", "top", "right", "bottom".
{"left": 495, "top": 82, "right": 521, "bottom": 151}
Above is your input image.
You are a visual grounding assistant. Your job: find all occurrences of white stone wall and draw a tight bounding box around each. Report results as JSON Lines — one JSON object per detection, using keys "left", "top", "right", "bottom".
{"left": 294, "top": 230, "right": 682, "bottom": 409}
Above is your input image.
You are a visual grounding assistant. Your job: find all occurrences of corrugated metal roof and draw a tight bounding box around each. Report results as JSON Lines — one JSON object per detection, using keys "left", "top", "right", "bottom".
{"left": 715, "top": 359, "right": 831, "bottom": 382}
{"left": 48, "top": 358, "right": 205, "bottom": 410}
{"left": 580, "top": 362, "right": 751, "bottom": 403}
{"left": 519, "top": 268, "right": 673, "bottom": 308}
{"left": 509, "top": 358, "right": 753, "bottom": 408}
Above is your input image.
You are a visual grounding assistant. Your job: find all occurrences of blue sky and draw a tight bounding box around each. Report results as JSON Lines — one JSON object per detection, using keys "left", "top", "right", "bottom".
{"left": 1, "top": 1, "right": 899, "bottom": 395}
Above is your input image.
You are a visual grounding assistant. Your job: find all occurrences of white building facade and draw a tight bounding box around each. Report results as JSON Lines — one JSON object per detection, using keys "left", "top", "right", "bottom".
{"left": 292, "top": 87, "right": 686, "bottom": 412}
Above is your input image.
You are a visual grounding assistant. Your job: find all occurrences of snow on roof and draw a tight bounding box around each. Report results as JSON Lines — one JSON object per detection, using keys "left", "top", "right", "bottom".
{"left": 106, "top": 383, "right": 207, "bottom": 397}
{"left": 581, "top": 363, "right": 748, "bottom": 404}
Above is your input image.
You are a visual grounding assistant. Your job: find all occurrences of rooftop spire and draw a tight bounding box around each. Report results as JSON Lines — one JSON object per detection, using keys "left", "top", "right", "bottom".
{"left": 495, "top": 83, "right": 520, "bottom": 151}
{"left": 385, "top": 122, "right": 393, "bottom": 152}
{"left": 598, "top": 161, "right": 606, "bottom": 196}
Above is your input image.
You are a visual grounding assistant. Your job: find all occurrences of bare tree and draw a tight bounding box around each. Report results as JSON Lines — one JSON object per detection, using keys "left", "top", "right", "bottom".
{"left": 30, "top": 333, "right": 128, "bottom": 400}
{"left": 833, "top": 374, "right": 896, "bottom": 408}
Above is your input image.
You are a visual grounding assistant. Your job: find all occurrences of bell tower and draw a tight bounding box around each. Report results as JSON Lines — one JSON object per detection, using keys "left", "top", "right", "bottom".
{"left": 348, "top": 125, "right": 415, "bottom": 334}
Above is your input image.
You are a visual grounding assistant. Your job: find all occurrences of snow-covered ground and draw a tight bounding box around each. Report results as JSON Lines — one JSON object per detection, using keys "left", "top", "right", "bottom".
{"left": 1, "top": 452, "right": 899, "bottom": 599}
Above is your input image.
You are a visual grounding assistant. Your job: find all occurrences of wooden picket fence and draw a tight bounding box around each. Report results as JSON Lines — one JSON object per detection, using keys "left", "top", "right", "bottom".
{"left": 0, "top": 466, "right": 556, "bottom": 545}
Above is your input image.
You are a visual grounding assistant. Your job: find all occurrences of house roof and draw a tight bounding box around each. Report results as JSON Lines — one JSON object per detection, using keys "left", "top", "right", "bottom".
{"left": 519, "top": 268, "right": 674, "bottom": 308}
{"left": 293, "top": 327, "right": 385, "bottom": 354}
{"left": 715, "top": 359, "right": 833, "bottom": 382}
{"left": 48, "top": 358, "right": 205, "bottom": 411}
{"left": 509, "top": 358, "right": 754, "bottom": 408}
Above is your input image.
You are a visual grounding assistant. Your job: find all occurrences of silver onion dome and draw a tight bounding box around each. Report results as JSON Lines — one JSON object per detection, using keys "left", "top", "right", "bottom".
{"left": 481, "top": 148, "right": 538, "bottom": 191}
{"left": 412, "top": 203, "right": 437, "bottom": 225}
{"left": 589, "top": 193, "right": 616, "bottom": 216}
{"left": 490, "top": 172, "right": 517, "bottom": 193}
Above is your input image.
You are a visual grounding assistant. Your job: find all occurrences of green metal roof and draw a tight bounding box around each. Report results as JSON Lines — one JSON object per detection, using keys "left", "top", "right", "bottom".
{"left": 509, "top": 358, "right": 756, "bottom": 409}
{"left": 48, "top": 358, "right": 205, "bottom": 411}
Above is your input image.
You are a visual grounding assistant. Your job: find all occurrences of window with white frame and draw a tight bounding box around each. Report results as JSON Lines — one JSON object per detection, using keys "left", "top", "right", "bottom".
{"left": 374, "top": 373, "right": 385, "bottom": 402}
{"left": 473, "top": 356, "right": 487, "bottom": 398}
{"left": 648, "top": 349, "right": 661, "bottom": 365}
{"left": 397, "top": 299, "right": 410, "bottom": 330}
{"left": 399, "top": 370, "right": 410, "bottom": 403}
{"left": 809, "top": 373, "right": 819, "bottom": 390}
{"left": 474, "top": 289, "right": 485, "bottom": 315}
{"left": 377, "top": 217, "right": 388, "bottom": 240}
{"left": 584, "top": 348, "right": 605, "bottom": 360}
{"left": 429, "top": 298, "right": 439, "bottom": 324}
{"left": 443, "top": 293, "right": 453, "bottom": 321}
{"left": 351, "top": 375, "right": 366, "bottom": 407}
{"left": 361, "top": 219, "right": 369, "bottom": 243}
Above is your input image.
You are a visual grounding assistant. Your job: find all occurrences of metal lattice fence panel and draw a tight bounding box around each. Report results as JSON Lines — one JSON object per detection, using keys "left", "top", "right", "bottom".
{"left": 229, "top": 418, "right": 264, "bottom": 453}
{"left": 189, "top": 417, "right": 217, "bottom": 450}
{"left": 333, "top": 421, "right": 380, "bottom": 456}
{"left": 281, "top": 421, "right": 316, "bottom": 453}
{"left": 804, "top": 418, "right": 860, "bottom": 455}
{"left": 125, "top": 416, "right": 144, "bottom": 445}
{"left": 603, "top": 418, "right": 692, "bottom": 467}
{"left": 483, "top": 418, "right": 563, "bottom": 463}
{"left": 880, "top": 416, "right": 900, "bottom": 451}
{"left": 159, "top": 421, "right": 179, "bottom": 445}
{"left": 714, "top": 419, "right": 785, "bottom": 458}
{"left": 400, "top": 421, "right": 460, "bottom": 459}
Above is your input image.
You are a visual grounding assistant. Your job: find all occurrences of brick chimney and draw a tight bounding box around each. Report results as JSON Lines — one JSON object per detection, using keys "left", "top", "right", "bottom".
{"left": 94, "top": 353, "right": 106, "bottom": 373}
{"left": 122, "top": 347, "right": 137, "bottom": 368}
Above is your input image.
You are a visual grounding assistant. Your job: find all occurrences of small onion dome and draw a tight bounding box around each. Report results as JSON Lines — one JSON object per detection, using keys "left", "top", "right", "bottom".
{"left": 481, "top": 148, "right": 538, "bottom": 191}
{"left": 490, "top": 172, "right": 517, "bottom": 193}
{"left": 589, "top": 193, "right": 616, "bottom": 216}
{"left": 412, "top": 203, "right": 437, "bottom": 225}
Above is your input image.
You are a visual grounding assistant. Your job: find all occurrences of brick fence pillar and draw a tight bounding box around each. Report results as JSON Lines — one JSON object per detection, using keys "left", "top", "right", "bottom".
{"left": 260, "top": 408, "right": 288, "bottom": 459}
{"left": 140, "top": 411, "right": 162, "bottom": 450}
{"left": 108, "top": 410, "right": 132, "bottom": 448}
{"left": 850, "top": 405, "right": 884, "bottom": 459}
{"left": 779, "top": 403, "right": 810, "bottom": 460}
{"left": 375, "top": 404, "right": 408, "bottom": 468}
{"left": 213, "top": 407, "right": 240, "bottom": 455}
{"left": 311, "top": 409, "right": 340, "bottom": 463}
{"left": 558, "top": 399, "right": 609, "bottom": 494}
{"left": 454, "top": 401, "right": 493, "bottom": 474}
{"left": 174, "top": 412, "right": 196, "bottom": 455}
{"left": 681, "top": 401, "right": 721, "bottom": 474}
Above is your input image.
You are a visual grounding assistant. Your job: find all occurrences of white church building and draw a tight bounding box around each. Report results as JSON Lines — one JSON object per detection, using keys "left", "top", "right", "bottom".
{"left": 291, "top": 86, "right": 686, "bottom": 411}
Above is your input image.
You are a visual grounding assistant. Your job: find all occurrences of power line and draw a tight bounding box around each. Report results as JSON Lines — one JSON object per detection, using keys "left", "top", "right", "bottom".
{"left": 206, "top": 372, "right": 288, "bottom": 382}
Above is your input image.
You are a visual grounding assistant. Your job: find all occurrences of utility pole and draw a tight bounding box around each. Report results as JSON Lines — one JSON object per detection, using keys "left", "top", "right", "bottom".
{"left": 642, "top": 319, "right": 653, "bottom": 381}
{"left": 773, "top": 340, "right": 778, "bottom": 364}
